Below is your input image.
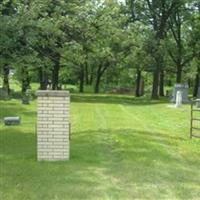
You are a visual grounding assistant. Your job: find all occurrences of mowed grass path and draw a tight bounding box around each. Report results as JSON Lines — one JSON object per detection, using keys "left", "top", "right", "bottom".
{"left": 0, "top": 94, "right": 200, "bottom": 200}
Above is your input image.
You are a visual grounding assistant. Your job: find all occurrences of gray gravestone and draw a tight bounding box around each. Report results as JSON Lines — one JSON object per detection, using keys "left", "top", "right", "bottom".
{"left": 171, "top": 84, "right": 190, "bottom": 103}
{"left": 4, "top": 116, "right": 21, "bottom": 125}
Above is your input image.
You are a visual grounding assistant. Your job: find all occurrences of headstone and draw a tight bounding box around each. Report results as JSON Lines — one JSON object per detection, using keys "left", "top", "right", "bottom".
{"left": 4, "top": 116, "right": 21, "bottom": 125}
{"left": 175, "top": 91, "right": 182, "bottom": 108}
{"left": 171, "top": 84, "right": 189, "bottom": 103}
{"left": 36, "top": 90, "right": 70, "bottom": 161}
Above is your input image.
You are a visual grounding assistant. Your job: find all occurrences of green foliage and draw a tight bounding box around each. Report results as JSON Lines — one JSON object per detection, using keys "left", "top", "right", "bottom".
{"left": 0, "top": 0, "right": 200, "bottom": 96}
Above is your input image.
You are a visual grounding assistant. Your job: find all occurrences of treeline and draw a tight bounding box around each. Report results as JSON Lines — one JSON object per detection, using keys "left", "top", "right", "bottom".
{"left": 0, "top": 0, "right": 199, "bottom": 99}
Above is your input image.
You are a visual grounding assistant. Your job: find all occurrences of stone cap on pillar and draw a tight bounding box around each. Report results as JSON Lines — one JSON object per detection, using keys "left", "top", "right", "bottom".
{"left": 36, "top": 90, "right": 70, "bottom": 97}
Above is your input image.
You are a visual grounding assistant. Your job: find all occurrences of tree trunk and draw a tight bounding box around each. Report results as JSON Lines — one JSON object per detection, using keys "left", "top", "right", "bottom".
{"left": 135, "top": 69, "right": 141, "bottom": 97}
{"left": 151, "top": 70, "right": 159, "bottom": 99}
{"left": 95, "top": 72, "right": 101, "bottom": 94}
{"left": 52, "top": 65, "right": 60, "bottom": 90}
{"left": 85, "top": 63, "right": 89, "bottom": 85}
{"left": 140, "top": 79, "right": 144, "bottom": 96}
{"left": 193, "top": 67, "right": 200, "bottom": 97}
{"left": 3, "top": 64, "right": 10, "bottom": 95}
{"left": 176, "top": 64, "right": 182, "bottom": 83}
{"left": 159, "top": 70, "right": 165, "bottom": 96}
{"left": 89, "top": 68, "right": 94, "bottom": 85}
{"left": 94, "top": 63, "right": 109, "bottom": 93}
{"left": 94, "top": 64, "right": 103, "bottom": 94}
{"left": 52, "top": 54, "right": 60, "bottom": 90}
{"left": 188, "top": 78, "right": 192, "bottom": 88}
{"left": 79, "top": 65, "right": 84, "bottom": 93}
{"left": 21, "top": 66, "right": 31, "bottom": 104}
{"left": 21, "top": 66, "right": 30, "bottom": 94}
{"left": 39, "top": 68, "right": 48, "bottom": 90}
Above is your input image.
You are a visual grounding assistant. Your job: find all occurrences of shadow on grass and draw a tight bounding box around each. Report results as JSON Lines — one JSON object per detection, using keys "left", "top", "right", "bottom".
{"left": 0, "top": 127, "right": 36, "bottom": 160}
{"left": 1, "top": 127, "right": 200, "bottom": 199}
{"left": 71, "top": 128, "right": 200, "bottom": 196}
{"left": 0, "top": 101, "right": 26, "bottom": 117}
{"left": 0, "top": 101, "right": 37, "bottom": 124}
{"left": 0, "top": 126, "right": 191, "bottom": 163}
{"left": 71, "top": 128, "right": 187, "bottom": 164}
{"left": 71, "top": 94, "right": 169, "bottom": 106}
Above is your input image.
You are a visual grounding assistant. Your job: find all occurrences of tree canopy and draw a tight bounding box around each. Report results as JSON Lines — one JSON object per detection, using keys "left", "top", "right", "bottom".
{"left": 0, "top": 0, "right": 199, "bottom": 99}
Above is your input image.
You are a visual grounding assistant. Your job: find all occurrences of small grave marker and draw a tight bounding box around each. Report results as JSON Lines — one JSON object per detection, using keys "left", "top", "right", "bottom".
{"left": 4, "top": 116, "right": 21, "bottom": 125}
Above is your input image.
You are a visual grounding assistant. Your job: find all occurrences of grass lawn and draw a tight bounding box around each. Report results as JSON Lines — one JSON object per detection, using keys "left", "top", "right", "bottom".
{"left": 0, "top": 94, "right": 200, "bottom": 200}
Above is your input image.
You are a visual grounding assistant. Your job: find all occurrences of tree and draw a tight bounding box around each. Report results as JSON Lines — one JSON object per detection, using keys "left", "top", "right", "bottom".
{"left": 91, "top": 1, "right": 126, "bottom": 93}
{"left": 190, "top": 1, "right": 200, "bottom": 96}
{"left": 0, "top": 0, "right": 18, "bottom": 95}
{"left": 145, "top": 0, "right": 182, "bottom": 98}
{"left": 166, "top": 1, "right": 195, "bottom": 84}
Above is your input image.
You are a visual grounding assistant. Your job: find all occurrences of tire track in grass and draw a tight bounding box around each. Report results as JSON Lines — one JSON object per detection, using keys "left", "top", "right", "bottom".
{"left": 118, "top": 104, "right": 147, "bottom": 130}
{"left": 119, "top": 103, "right": 199, "bottom": 196}
{"left": 118, "top": 104, "right": 182, "bottom": 197}
{"left": 94, "top": 103, "right": 127, "bottom": 196}
{"left": 72, "top": 102, "right": 97, "bottom": 133}
{"left": 119, "top": 104, "right": 182, "bottom": 138}
{"left": 119, "top": 104, "right": 181, "bottom": 148}
{"left": 95, "top": 104, "right": 108, "bottom": 130}
{"left": 119, "top": 104, "right": 166, "bottom": 133}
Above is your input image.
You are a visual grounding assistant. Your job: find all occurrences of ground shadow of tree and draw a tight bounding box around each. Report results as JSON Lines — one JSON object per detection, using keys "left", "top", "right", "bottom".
{"left": 71, "top": 94, "right": 169, "bottom": 106}
{"left": 0, "top": 127, "right": 36, "bottom": 160}
{"left": 70, "top": 128, "right": 200, "bottom": 199}
{"left": 0, "top": 101, "right": 37, "bottom": 125}
{"left": 1, "top": 126, "right": 200, "bottom": 199}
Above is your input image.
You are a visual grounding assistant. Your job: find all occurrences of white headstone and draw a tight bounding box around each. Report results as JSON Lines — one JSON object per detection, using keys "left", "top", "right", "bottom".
{"left": 175, "top": 91, "right": 182, "bottom": 108}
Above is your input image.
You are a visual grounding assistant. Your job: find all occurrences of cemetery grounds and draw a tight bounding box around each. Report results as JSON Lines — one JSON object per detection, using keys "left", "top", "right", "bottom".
{"left": 0, "top": 94, "right": 200, "bottom": 199}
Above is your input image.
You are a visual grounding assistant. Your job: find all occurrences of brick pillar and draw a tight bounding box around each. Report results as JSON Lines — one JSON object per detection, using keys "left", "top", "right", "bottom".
{"left": 36, "top": 90, "right": 70, "bottom": 161}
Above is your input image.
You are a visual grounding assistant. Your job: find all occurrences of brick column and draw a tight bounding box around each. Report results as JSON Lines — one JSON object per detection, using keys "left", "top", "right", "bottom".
{"left": 36, "top": 90, "right": 70, "bottom": 161}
